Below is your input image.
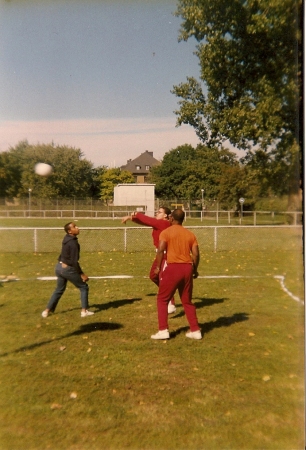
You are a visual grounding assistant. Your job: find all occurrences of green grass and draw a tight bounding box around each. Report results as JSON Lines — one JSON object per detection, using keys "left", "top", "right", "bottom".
{"left": 0, "top": 239, "right": 304, "bottom": 449}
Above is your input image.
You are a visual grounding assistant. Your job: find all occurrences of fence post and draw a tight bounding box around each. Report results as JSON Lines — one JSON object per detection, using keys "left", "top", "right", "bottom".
{"left": 214, "top": 227, "right": 217, "bottom": 252}
{"left": 124, "top": 228, "right": 127, "bottom": 252}
{"left": 34, "top": 228, "right": 37, "bottom": 253}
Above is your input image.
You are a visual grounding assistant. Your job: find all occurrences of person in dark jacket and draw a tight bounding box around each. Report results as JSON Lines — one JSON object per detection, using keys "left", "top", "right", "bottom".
{"left": 41, "top": 222, "right": 94, "bottom": 318}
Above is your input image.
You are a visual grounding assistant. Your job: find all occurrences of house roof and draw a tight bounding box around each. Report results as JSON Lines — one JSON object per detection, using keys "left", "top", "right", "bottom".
{"left": 121, "top": 150, "right": 161, "bottom": 174}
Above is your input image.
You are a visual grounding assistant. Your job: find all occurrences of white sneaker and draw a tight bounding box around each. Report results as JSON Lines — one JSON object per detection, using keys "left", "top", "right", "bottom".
{"left": 151, "top": 329, "right": 170, "bottom": 340}
{"left": 81, "top": 310, "right": 94, "bottom": 317}
{"left": 186, "top": 330, "right": 202, "bottom": 340}
{"left": 42, "top": 310, "right": 48, "bottom": 318}
{"left": 168, "top": 303, "right": 176, "bottom": 314}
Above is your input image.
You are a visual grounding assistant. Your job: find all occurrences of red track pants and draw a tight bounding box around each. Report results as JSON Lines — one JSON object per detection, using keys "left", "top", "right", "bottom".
{"left": 149, "top": 255, "right": 175, "bottom": 305}
{"left": 157, "top": 263, "right": 200, "bottom": 332}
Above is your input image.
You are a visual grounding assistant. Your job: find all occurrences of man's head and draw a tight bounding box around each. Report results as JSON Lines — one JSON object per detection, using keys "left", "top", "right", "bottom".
{"left": 170, "top": 209, "right": 185, "bottom": 224}
{"left": 155, "top": 206, "right": 171, "bottom": 220}
{"left": 64, "top": 222, "right": 80, "bottom": 235}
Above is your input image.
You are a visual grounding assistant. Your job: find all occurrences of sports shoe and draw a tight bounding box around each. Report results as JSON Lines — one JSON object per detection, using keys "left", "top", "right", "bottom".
{"left": 41, "top": 310, "right": 49, "bottom": 318}
{"left": 81, "top": 310, "right": 94, "bottom": 317}
{"left": 168, "top": 303, "right": 176, "bottom": 314}
{"left": 186, "top": 330, "right": 202, "bottom": 340}
{"left": 151, "top": 329, "right": 170, "bottom": 340}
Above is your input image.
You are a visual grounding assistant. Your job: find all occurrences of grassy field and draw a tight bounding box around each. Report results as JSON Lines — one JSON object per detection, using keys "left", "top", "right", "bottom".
{"left": 0, "top": 228, "right": 304, "bottom": 449}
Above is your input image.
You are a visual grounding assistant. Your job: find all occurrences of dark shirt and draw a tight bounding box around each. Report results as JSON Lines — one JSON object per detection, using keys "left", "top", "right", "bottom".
{"left": 58, "top": 234, "right": 82, "bottom": 273}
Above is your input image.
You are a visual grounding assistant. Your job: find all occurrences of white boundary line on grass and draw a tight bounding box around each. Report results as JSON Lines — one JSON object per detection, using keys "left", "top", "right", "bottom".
{"left": 273, "top": 275, "right": 303, "bottom": 304}
{"left": 36, "top": 275, "right": 134, "bottom": 280}
{"left": 200, "top": 275, "right": 303, "bottom": 304}
{"left": 2, "top": 274, "right": 302, "bottom": 304}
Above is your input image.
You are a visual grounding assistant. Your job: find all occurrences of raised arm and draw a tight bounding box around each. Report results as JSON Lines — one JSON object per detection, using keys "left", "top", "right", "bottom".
{"left": 121, "top": 214, "right": 133, "bottom": 224}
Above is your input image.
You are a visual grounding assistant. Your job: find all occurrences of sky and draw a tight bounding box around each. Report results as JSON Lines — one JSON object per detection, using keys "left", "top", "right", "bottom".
{"left": 0, "top": 0, "right": 203, "bottom": 168}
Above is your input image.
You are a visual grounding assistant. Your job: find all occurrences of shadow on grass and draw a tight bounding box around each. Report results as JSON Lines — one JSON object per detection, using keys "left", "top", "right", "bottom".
{"left": 55, "top": 297, "right": 143, "bottom": 315}
{"left": 194, "top": 297, "right": 229, "bottom": 308}
{"left": 170, "top": 297, "right": 229, "bottom": 319}
{"left": 91, "top": 297, "right": 142, "bottom": 312}
{"left": 0, "top": 322, "right": 122, "bottom": 357}
{"left": 173, "top": 312, "right": 249, "bottom": 338}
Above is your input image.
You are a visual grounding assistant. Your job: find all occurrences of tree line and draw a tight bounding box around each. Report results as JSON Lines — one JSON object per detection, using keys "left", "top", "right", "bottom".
{"left": 0, "top": 140, "right": 133, "bottom": 203}
{"left": 0, "top": 140, "right": 300, "bottom": 211}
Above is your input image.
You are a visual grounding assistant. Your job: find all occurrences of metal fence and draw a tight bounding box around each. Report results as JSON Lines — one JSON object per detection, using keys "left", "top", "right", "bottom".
{"left": 0, "top": 209, "right": 302, "bottom": 225}
{"left": 0, "top": 225, "right": 302, "bottom": 253}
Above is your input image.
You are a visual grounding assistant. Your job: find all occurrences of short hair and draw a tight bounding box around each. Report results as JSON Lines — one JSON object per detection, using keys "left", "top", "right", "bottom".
{"left": 64, "top": 222, "right": 73, "bottom": 233}
{"left": 171, "top": 209, "right": 185, "bottom": 223}
{"left": 161, "top": 206, "right": 171, "bottom": 218}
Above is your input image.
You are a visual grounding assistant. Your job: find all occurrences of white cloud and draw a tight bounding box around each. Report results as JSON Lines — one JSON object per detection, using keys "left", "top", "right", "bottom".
{"left": 0, "top": 117, "right": 201, "bottom": 167}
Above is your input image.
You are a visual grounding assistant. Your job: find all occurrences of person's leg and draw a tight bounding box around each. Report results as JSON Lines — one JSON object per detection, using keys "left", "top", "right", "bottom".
{"left": 156, "top": 264, "right": 178, "bottom": 330}
{"left": 42, "top": 263, "right": 67, "bottom": 316}
{"left": 178, "top": 265, "right": 200, "bottom": 332}
{"left": 150, "top": 257, "right": 176, "bottom": 312}
{"left": 64, "top": 267, "right": 89, "bottom": 310}
{"left": 149, "top": 257, "right": 159, "bottom": 286}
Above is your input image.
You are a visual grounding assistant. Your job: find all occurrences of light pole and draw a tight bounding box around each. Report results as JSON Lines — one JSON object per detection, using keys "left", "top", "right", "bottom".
{"left": 201, "top": 189, "right": 204, "bottom": 222}
{"left": 214, "top": 198, "right": 219, "bottom": 224}
{"left": 239, "top": 197, "right": 245, "bottom": 224}
{"left": 28, "top": 188, "right": 32, "bottom": 217}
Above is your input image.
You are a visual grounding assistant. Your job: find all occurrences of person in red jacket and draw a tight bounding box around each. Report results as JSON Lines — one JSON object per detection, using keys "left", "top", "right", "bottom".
{"left": 121, "top": 207, "right": 176, "bottom": 313}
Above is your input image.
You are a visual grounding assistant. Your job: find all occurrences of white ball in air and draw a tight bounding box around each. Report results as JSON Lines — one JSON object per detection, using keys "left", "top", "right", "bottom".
{"left": 34, "top": 163, "right": 53, "bottom": 176}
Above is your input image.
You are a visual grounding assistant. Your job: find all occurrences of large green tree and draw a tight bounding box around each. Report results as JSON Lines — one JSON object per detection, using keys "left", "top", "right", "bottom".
{"left": 0, "top": 141, "right": 102, "bottom": 199}
{"left": 148, "top": 143, "right": 242, "bottom": 208}
{"left": 172, "top": 0, "right": 302, "bottom": 207}
{"left": 99, "top": 168, "right": 135, "bottom": 204}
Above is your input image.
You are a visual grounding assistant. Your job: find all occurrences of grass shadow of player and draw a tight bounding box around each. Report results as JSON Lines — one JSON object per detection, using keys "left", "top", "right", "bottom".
{"left": 91, "top": 297, "right": 142, "bottom": 312}
{"left": 0, "top": 322, "right": 122, "bottom": 357}
{"left": 170, "top": 297, "right": 229, "bottom": 319}
{"left": 172, "top": 312, "right": 249, "bottom": 338}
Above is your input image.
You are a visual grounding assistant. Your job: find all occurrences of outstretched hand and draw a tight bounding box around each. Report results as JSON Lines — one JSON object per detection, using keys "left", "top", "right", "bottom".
{"left": 121, "top": 215, "right": 131, "bottom": 224}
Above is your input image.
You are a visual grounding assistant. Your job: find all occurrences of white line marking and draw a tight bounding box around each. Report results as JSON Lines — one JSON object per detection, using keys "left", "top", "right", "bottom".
{"left": 0, "top": 278, "right": 20, "bottom": 282}
{"left": 37, "top": 277, "right": 57, "bottom": 281}
{"left": 37, "top": 275, "right": 133, "bottom": 281}
{"left": 90, "top": 275, "right": 133, "bottom": 279}
{"left": 273, "top": 275, "right": 303, "bottom": 304}
{"left": 6, "top": 274, "right": 303, "bottom": 304}
{"left": 198, "top": 275, "right": 264, "bottom": 279}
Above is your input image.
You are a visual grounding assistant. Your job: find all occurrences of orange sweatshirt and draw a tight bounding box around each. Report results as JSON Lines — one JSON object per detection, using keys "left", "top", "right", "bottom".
{"left": 159, "top": 224, "right": 198, "bottom": 263}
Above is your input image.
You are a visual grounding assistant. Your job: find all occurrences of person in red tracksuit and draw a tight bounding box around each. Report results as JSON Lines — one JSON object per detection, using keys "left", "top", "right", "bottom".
{"left": 151, "top": 208, "right": 202, "bottom": 340}
{"left": 121, "top": 206, "right": 176, "bottom": 314}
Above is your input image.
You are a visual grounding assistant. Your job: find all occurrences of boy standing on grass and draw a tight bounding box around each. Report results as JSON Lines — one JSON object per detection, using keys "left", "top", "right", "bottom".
{"left": 121, "top": 206, "right": 176, "bottom": 314}
{"left": 41, "top": 222, "right": 94, "bottom": 318}
{"left": 151, "top": 209, "right": 202, "bottom": 340}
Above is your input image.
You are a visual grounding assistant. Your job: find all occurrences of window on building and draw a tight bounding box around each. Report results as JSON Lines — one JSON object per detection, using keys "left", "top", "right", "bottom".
{"left": 145, "top": 165, "right": 150, "bottom": 170}
{"left": 136, "top": 165, "right": 141, "bottom": 170}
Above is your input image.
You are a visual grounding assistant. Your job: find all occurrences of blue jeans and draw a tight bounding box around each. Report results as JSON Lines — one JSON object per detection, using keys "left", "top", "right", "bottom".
{"left": 46, "top": 262, "right": 89, "bottom": 311}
